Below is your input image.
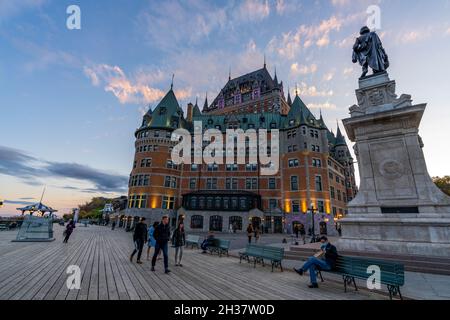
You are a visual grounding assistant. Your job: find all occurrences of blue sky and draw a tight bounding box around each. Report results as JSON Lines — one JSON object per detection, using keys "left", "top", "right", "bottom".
{"left": 1, "top": 0, "right": 450, "bottom": 216}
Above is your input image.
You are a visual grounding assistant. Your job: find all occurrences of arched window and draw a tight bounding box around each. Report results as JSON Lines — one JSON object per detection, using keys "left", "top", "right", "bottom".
{"left": 209, "top": 215, "right": 223, "bottom": 232}
{"left": 191, "top": 215, "right": 203, "bottom": 229}
{"left": 190, "top": 197, "right": 197, "bottom": 209}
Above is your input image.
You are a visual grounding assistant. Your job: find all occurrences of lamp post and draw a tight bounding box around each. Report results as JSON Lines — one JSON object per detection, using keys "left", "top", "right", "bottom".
{"left": 309, "top": 202, "right": 317, "bottom": 243}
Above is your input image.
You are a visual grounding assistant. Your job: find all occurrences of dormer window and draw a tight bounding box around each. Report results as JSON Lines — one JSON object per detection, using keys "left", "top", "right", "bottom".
{"left": 159, "top": 107, "right": 166, "bottom": 115}
{"left": 208, "top": 119, "right": 214, "bottom": 125}
{"left": 289, "top": 119, "right": 295, "bottom": 126}
{"left": 270, "top": 122, "right": 277, "bottom": 129}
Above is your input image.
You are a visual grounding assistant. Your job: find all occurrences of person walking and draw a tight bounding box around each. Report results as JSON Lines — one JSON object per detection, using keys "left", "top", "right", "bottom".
{"left": 299, "top": 224, "right": 306, "bottom": 245}
{"left": 146, "top": 221, "right": 158, "bottom": 260}
{"left": 246, "top": 223, "right": 253, "bottom": 244}
{"left": 111, "top": 220, "right": 116, "bottom": 230}
{"left": 130, "top": 217, "right": 148, "bottom": 264}
{"left": 254, "top": 226, "right": 260, "bottom": 243}
{"left": 151, "top": 216, "right": 171, "bottom": 274}
{"left": 63, "top": 220, "right": 76, "bottom": 243}
{"left": 294, "top": 225, "right": 299, "bottom": 239}
{"left": 172, "top": 223, "right": 186, "bottom": 267}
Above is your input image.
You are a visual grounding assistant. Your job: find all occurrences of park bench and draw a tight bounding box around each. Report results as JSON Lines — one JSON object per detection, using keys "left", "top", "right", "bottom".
{"left": 0, "top": 224, "right": 9, "bottom": 231}
{"left": 185, "top": 234, "right": 201, "bottom": 249}
{"left": 239, "top": 244, "right": 284, "bottom": 272}
{"left": 207, "top": 239, "right": 231, "bottom": 257}
{"left": 316, "top": 255, "right": 405, "bottom": 300}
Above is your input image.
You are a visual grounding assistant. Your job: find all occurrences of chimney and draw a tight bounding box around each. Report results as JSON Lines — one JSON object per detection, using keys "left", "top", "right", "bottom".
{"left": 187, "top": 103, "right": 194, "bottom": 122}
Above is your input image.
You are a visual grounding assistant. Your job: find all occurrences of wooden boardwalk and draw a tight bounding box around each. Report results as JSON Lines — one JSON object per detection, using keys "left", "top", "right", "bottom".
{"left": 0, "top": 225, "right": 386, "bottom": 300}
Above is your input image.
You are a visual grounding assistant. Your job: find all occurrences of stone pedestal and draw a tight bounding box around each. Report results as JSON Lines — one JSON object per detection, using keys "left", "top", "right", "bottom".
{"left": 338, "top": 72, "right": 450, "bottom": 257}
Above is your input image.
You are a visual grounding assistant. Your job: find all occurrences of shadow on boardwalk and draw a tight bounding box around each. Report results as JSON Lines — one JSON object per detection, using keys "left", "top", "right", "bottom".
{"left": 0, "top": 225, "right": 387, "bottom": 300}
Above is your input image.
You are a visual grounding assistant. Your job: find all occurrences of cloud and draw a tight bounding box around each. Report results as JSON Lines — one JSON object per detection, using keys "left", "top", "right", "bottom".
{"left": 84, "top": 64, "right": 191, "bottom": 105}
{"left": 0, "top": 0, "right": 46, "bottom": 22}
{"left": 323, "top": 72, "right": 335, "bottom": 81}
{"left": 137, "top": 0, "right": 228, "bottom": 52}
{"left": 238, "top": 0, "right": 270, "bottom": 21}
{"left": 4, "top": 200, "right": 36, "bottom": 206}
{"left": 290, "top": 63, "right": 318, "bottom": 75}
{"left": 308, "top": 102, "right": 337, "bottom": 110}
{"left": 267, "top": 15, "right": 345, "bottom": 59}
{"left": 330, "top": 0, "right": 350, "bottom": 6}
{"left": 343, "top": 67, "right": 354, "bottom": 76}
{"left": 0, "top": 145, "right": 128, "bottom": 193}
{"left": 296, "top": 82, "right": 333, "bottom": 97}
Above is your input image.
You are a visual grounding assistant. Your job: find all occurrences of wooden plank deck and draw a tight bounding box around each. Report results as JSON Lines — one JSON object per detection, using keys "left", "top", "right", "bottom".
{"left": 0, "top": 225, "right": 387, "bottom": 300}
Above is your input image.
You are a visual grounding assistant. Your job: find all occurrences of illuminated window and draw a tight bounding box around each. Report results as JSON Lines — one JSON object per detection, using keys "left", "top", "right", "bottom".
{"left": 162, "top": 196, "right": 175, "bottom": 209}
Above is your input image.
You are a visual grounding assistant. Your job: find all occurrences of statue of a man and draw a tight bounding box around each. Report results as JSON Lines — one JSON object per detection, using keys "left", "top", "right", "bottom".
{"left": 352, "top": 26, "right": 389, "bottom": 78}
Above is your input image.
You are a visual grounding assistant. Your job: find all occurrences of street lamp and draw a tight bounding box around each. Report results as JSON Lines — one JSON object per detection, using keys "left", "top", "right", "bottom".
{"left": 308, "top": 202, "right": 318, "bottom": 243}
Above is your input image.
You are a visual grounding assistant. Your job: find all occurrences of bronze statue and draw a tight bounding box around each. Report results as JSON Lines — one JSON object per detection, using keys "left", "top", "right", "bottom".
{"left": 352, "top": 26, "right": 389, "bottom": 78}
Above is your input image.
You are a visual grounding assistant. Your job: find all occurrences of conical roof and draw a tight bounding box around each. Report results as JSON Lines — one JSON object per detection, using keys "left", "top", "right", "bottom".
{"left": 285, "top": 94, "right": 317, "bottom": 128}
{"left": 335, "top": 125, "right": 347, "bottom": 146}
{"left": 147, "top": 89, "right": 183, "bottom": 129}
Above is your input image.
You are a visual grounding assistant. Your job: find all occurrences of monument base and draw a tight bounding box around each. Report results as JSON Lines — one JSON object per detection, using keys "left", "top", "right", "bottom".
{"left": 337, "top": 214, "right": 450, "bottom": 257}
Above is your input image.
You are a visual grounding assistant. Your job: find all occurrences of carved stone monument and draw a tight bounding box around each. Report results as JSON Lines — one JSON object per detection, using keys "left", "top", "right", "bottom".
{"left": 338, "top": 71, "right": 450, "bottom": 257}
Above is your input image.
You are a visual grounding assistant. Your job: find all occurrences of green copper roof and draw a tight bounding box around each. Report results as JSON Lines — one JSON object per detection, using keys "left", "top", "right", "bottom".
{"left": 335, "top": 126, "right": 346, "bottom": 146}
{"left": 327, "top": 129, "right": 336, "bottom": 145}
{"left": 191, "top": 112, "right": 283, "bottom": 132}
{"left": 285, "top": 94, "right": 319, "bottom": 128}
{"left": 192, "top": 104, "right": 202, "bottom": 117}
{"left": 146, "top": 89, "right": 184, "bottom": 129}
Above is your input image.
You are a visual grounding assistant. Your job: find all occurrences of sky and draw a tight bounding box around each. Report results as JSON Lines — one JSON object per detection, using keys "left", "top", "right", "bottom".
{"left": 1, "top": 0, "right": 450, "bottom": 216}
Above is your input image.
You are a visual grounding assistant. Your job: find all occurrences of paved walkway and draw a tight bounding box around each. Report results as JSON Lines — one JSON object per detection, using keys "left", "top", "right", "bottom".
{"left": 0, "top": 225, "right": 387, "bottom": 300}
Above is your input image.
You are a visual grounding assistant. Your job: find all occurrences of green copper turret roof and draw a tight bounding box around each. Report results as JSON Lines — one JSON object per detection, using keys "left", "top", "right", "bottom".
{"left": 285, "top": 94, "right": 318, "bottom": 128}
{"left": 335, "top": 125, "right": 347, "bottom": 146}
{"left": 146, "top": 89, "right": 184, "bottom": 129}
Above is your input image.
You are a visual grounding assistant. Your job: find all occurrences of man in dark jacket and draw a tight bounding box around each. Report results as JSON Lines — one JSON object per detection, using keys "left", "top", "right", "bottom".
{"left": 293, "top": 236, "right": 338, "bottom": 288}
{"left": 151, "top": 216, "right": 171, "bottom": 274}
{"left": 130, "top": 217, "right": 148, "bottom": 264}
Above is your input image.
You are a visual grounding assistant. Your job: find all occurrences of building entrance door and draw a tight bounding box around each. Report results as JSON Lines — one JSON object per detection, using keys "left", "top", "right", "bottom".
{"left": 273, "top": 217, "right": 283, "bottom": 233}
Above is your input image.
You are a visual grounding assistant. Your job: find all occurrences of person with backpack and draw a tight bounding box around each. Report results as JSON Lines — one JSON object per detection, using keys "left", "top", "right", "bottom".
{"left": 151, "top": 216, "right": 171, "bottom": 274}
{"left": 130, "top": 217, "right": 148, "bottom": 264}
{"left": 146, "top": 221, "right": 159, "bottom": 260}
{"left": 172, "top": 223, "right": 186, "bottom": 266}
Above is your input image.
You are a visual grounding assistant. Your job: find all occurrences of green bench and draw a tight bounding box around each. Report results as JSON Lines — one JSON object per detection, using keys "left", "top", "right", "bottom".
{"left": 185, "top": 234, "right": 201, "bottom": 249}
{"left": 316, "top": 255, "right": 405, "bottom": 300}
{"left": 239, "top": 244, "right": 285, "bottom": 272}
{"left": 207, "top": 239, "right": 231, "bottom": 257}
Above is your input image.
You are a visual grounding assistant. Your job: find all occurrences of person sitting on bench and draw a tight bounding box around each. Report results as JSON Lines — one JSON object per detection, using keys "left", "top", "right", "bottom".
{"left": 293, "top": 236, "right": 338, "bottom": 288}
{"left": 200, "top": 232, "right": 215, "bottom": 253}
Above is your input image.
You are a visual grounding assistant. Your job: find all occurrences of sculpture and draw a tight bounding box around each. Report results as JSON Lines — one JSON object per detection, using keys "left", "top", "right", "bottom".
{"left": 352, "top": 26, "right": 389, "bottom": 78}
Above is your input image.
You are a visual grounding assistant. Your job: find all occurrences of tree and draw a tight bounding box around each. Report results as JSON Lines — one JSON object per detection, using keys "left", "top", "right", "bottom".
{"left": 433, "top": 176, "right": 450, "bottom": 196}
